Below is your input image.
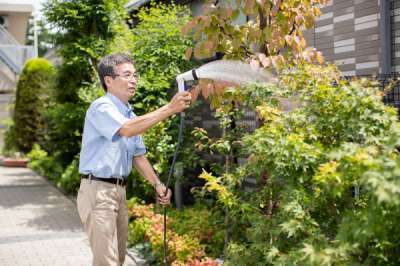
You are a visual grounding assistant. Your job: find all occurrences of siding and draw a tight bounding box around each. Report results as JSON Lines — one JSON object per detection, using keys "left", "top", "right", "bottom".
{"left": 304, "top": 0, "right": 381, "bottom": 75}
{"left": 392, "top": 0, "right": 400, "bottom": 72}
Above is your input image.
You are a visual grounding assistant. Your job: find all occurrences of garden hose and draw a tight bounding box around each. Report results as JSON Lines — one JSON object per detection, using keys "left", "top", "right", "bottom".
{"left": 163, "top": 111, "right": 185, "bottom": 266}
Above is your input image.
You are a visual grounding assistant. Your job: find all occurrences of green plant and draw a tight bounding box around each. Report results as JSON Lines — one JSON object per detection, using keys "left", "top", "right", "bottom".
{"left": 168, "top": 204, "right": 225, "bottom": 258}
{"left": 27, "top": 144, "right": 63, "bottom": 181}
{"left": 125, "top": 3, "right": 200, "bottom": 201}
{"left": 196, "top": 63, "right": 400, "bottom": 265}
{"left": 40, "top": 102, "right": 87, "bottom": 167}
{"left": 127, "top": 198, "right": 219, "bottom": 265}
{"left": 131, "top": 2, "right": 193, "bottom": 113}
{"left": 10, "top": 58, "right": 54, "bottom": 154}
{"left": 58, "top": 156, "right": 80, "bottom": 194}
{"left": 44, "top": 0, "right": 130, "bottom": 102}
{"left": 2, "top": 119, "right": 18, "bottom": 157}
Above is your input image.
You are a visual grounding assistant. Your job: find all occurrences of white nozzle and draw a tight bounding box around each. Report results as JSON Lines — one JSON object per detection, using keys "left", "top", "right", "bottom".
{"left": 176, "top": 69, "right": 198, "bottom": 92}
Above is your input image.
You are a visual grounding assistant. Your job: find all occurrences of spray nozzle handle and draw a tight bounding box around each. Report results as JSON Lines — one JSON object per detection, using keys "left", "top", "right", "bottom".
{"left": 176, "top": 69, "right": 198, "bottom": 92}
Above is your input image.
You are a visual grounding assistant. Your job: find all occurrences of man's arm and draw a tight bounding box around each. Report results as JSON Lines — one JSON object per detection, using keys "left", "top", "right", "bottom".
{"left": 133, "top": 155, "right": 161, "bottom": 187}
{"left": 133, "top": 155, "right": 171, "bottom": 204}
{"left": 119, "top": 91, "right": 191, "bottom": 137}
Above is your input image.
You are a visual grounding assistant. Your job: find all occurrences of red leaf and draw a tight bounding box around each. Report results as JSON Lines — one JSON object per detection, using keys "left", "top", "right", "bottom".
{"left": 185, "top": 48, "right": 193, "bottom": 61}
{"left": 190, "top": 86, "right": 201, "bottom": 102}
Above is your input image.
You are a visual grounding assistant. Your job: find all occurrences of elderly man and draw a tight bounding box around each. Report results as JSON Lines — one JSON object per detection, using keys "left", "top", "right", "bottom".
{"left": 77, "top": 53, "right": 191, "bottom": 266}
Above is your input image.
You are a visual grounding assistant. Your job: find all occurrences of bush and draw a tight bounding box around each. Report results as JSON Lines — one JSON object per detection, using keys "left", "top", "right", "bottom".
{"left": 58, "top": 156, "right": 80, "bottom": 194}
{"left": 197, "top": 64, "right": 400, "bottom": 265}
{"left": 44, "top": 0, "right": 130, "bottom": 102}
{"left": 168, "top": 204, "right": 225, "bottom": 258}
{"left": 27, "top": 144, "right": 63, "bottom": 181}
{"left": 40, "top": 102, "right": 87, "bottom": 167}
{"left": 2, "top": 119, "right": 18, "bottom": 157}
{"left": 11, "top": 58, "right": 54, "bottom": 153}
{"left": 125, "top": 3, "right": 200, "bottom": 201}
{"left": 131, "top": 2, "right": 193, "bottom": 113}
{"left": 127, "top": 198, "right": 219, "bottom": 265}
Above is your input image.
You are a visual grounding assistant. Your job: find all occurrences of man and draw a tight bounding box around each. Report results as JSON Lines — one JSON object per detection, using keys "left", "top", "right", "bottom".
{"left": 77, "top": 53, "right": 192, "bottom": 266}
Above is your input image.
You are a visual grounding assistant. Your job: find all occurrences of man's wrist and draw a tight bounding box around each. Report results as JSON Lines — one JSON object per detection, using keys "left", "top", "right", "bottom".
{"left": 164, "top": 103, "right": 177, "bottom": 115}
{"left": 154, "top": 179, "right": 163, "bottom": 188}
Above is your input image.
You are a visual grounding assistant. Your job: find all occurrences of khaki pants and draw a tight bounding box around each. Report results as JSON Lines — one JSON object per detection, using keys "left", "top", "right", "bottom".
{"left": 77, "top": 178, "right": 128, "bottom": 266}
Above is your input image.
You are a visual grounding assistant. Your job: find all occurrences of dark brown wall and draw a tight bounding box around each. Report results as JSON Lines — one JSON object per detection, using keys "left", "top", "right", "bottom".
{"left": 304, "top": 0, "right": 382, "bottom": 76}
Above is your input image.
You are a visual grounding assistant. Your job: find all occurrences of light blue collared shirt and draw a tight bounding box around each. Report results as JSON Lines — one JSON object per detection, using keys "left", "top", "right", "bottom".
{"left": 79, "top": 92, "right": 146, "bottom": 178}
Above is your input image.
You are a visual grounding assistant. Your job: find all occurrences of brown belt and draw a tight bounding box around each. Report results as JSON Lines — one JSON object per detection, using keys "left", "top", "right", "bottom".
{"left": 81, "top": 174, "right": 127, "bottom": 186}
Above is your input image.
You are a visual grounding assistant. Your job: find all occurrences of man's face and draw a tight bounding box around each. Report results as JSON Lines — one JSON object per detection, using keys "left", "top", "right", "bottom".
{"left": 105, "top": 63, "right": 138, "bottom": 103}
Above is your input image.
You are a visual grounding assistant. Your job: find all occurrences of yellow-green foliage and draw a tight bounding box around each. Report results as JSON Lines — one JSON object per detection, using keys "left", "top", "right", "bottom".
{"left": 195, "top": 63, "right": 400, "bottom": 265}
{"left": 13, "top": 58, "right": 54, "bottom": 153}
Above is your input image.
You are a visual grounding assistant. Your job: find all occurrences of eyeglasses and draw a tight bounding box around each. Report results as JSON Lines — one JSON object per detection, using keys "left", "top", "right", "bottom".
{"left": 108, "top": 73, "right": 139, "bottom": 81}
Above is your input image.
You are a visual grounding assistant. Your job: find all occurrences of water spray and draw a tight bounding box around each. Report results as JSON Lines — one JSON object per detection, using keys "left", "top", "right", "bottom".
{"left": 176, "top": 60, "right": 274, "bottom": 92}
{"left": 162, "top": 60, "right": 274, "bottom": 265}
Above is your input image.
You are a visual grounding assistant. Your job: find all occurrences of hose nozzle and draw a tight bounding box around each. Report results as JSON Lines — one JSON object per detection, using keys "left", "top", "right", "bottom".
{"left": 176, "top": 69, "right": 198, "bottom": 92}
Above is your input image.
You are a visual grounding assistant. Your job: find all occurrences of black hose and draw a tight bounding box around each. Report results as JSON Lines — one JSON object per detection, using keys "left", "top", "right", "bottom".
{"left": 163, "top": 112, "right": 185, "bottom": 266}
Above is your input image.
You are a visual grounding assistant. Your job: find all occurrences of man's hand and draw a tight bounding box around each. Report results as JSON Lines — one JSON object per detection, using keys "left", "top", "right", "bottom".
{"left": 168, "top": 91, "right": 192, "bottom": 114}
{"left": 155, "top": 183, "right": 172, "bottom": 205}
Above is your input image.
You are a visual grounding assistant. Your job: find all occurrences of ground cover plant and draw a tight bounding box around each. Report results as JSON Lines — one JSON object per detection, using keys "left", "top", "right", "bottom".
{"left": 127, "top": 198, "right": 222, "bottom": 265}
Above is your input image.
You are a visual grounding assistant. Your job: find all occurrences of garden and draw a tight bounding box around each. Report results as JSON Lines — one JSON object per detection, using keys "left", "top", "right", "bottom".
{"left": 2, "top": 0, "right": 400, "bottom": 265}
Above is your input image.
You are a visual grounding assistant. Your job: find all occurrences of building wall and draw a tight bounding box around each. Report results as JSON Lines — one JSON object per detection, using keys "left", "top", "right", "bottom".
{"left": 0, "top": 3, "right": 33, "bottom": 45}
{"left": 4, "top": 12, "right": 31, "bottom": 45}
{"left": 391, "top": 0, "right": 400, "bottom": 72}
{"left": 304, "top": 0, "right": 382, "bottom": 76}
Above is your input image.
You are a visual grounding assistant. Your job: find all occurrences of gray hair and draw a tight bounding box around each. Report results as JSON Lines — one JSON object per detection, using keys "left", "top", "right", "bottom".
{"left": 98, "top": 53, "right": 134, "bottom": 91}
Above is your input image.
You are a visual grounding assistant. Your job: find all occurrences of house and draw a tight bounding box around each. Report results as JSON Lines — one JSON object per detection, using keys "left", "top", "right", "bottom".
{"left": 0, "top": 2, "right": 35, "bottom": 90}
{"left": 303, "top": 0, "right": 394, "bottom": 76}
{"left": 0, "top": 1, "right": 35, "bottom": 151}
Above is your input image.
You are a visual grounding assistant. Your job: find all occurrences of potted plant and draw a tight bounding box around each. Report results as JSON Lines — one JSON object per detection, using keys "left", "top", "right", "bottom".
{"left": 1, "top": 150, "right": 28, "bottom": 168}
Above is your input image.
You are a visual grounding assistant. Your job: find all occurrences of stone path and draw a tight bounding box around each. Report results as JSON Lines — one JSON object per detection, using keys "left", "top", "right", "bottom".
{"left": 0, "top": 166, "right": 137, "bottom": 266}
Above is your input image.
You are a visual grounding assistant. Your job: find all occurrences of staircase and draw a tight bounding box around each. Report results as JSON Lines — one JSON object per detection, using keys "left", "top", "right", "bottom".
{"left": 0, "top": 24, "right": 35, "bottom": 92}
{"left": 0, "top": 24, "right": 34, "bottom": 151}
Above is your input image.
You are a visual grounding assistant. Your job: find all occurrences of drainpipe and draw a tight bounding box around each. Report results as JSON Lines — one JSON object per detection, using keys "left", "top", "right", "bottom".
{"left": 380, "top": 0, "right": 391, "bottom": 74}
{"left": 33, "top": 12, "right": 38, "bottom": 58}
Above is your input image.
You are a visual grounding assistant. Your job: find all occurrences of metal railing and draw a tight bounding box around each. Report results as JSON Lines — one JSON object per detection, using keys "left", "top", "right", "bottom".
{"left": 0, "top": 25, "right": 34, "bottom": 74}
{"left": 344, "top": 74, "right": 400, "bottom": 111}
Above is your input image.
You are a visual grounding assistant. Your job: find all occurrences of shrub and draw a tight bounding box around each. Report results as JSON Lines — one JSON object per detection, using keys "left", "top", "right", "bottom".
{"left": 196, "top": 63, "right": 400, "bottom": 265}
{"left": 11, "top": 58, "right": 54, "bottom": 153}
{"left": 168, "top": 204, "right": 225, "bottom": 258}
{"left": 126, "top": 3, "right": 199, "bottom": 201}
{"left": 40, "top": 102, "right": 87, "bottom": 167}
{"left": 131, "top": 2, "right": 193, "bottom": 113}
{"left": 2, "top": 120, "right": 18, "bottom": 157}
{"left": 44, "top": 0, "right": 130, "bottom": 102}
{"left": 27, "top": 144, "right": 63, "bottom": 181}
{"left": 58, "top": 156, "right": 80, "bottom": 194}
{"left": 127, "top": 198, "right": 219, "bottom": 265}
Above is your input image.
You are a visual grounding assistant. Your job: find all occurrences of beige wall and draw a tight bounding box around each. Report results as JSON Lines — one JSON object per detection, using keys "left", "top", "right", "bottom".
{"left": 2, "top": 12, "right": 31, "bottom": 45}
{"left": 0, "top": 3, "right": 33, "bottom": 45}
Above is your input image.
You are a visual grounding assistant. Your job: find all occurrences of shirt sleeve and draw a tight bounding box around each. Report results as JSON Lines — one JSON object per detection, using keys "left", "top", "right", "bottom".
{"left": 123, "top": 135, "right": 147, "bottom": 157}
{"left": 134, "top": 135, "right": 147, "bottom": 156}
{"left": 88, "top": 102, "right": 129, "bottom": 141}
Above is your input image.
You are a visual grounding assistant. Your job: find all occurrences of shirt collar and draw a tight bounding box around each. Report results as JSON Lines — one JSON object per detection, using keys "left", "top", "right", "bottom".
{"left": 106, "top": 92, "right": 132, "bottom": 116}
